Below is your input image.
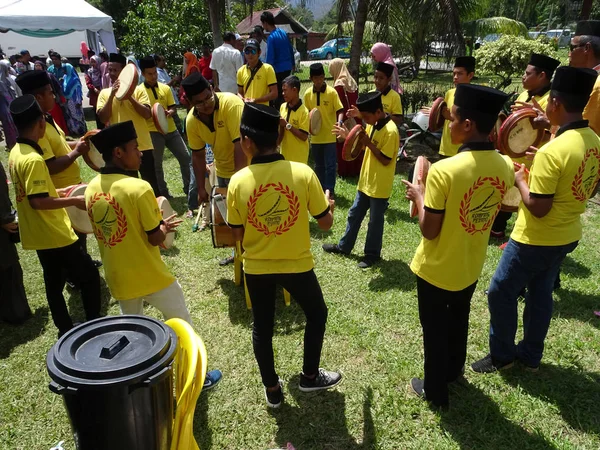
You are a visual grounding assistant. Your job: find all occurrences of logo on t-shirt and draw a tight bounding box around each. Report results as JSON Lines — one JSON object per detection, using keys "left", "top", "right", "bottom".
{"left": 8, "top": 161, "right": 25, "bottom": 203}
{"left": 572, "top": 147, "right": 600, "bottom": 202}
{"left": 247, "top": 182, "right": 300, "bottom": 236}
{"left": 459, "top": 176, "right": 508, "bottom": 235}
{"left": 87, "top": 192, "right": 128, "bottom": 247}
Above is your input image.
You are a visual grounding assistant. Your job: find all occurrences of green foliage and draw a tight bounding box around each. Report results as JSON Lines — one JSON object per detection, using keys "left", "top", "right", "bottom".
{"left": 475, "top": 35, "right": 560, "bottom": 89}
{"left": 121, "top": 0, "right": 212, "bottom": 67}
{"left": 313, "top": 1, "right": 346, "bottom": 33}
{"left": 401, "top": 82, "right": 452, "bottom": 114}
{"left": 286, "top": 4, "right": 315, "bottom": 29}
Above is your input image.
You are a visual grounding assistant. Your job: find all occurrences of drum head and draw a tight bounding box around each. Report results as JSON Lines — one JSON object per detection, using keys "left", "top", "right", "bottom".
{"left": 157, "top": 196, "right": 176, "bottom": 249}
{"left": 409, "top": 156, "right": 431, "bottom": 218}
{"left": 429, "top": 97, "right": 446, "bottom": 132}
{"left": 309, "top": 108, "right": 322, "bottom": 135}
{"left": 342, "top": 125, "right": 366, "bottom": 161}
{"left": 152, "top": 103, "right": 169, "bottom": 135}
{"left": 498, "top": 109, "right": 543, "bottom": 158}
{"left": 115, "top": 64, "right": 139, "bottom": 101}
{"left": 501, "top": 186, "right": 521, "bottom": 212}
{"left": 82, "top": 130, "right": 105, "bottom": 172}
{"left": 65, "top": 184, "right": 93, "bottom": 234}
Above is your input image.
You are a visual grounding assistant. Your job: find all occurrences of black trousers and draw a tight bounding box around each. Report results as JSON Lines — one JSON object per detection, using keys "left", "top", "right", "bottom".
{"left": 139, "top": 150, "right": 160, "bottom": 196}
{"left": 0, "top": 262, "right": 31, "bottom": 324}
{"left": 272, "top": 70, "right": 291, "bottom": 111}
{"left": 492, "top": 210, "right": 512, "bottom": 233}
{"left": 37, "top": 241, "right": 101, "bottom": 334}
{"left": 417, "top": 276, "right": 477, "bottom": 407}
{"left": 245, "top": 270, "right": 328, "bottom": 387}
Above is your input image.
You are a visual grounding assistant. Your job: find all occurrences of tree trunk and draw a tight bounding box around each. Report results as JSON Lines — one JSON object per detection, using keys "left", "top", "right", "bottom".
{"left": 208, "top": 0, "right": 223, "bottom": 48}
{"left": 349, "top": 0, "right": 369, "bottom": 82}
{"left": 581, "top": 0, "right": 593, "bottom": 20}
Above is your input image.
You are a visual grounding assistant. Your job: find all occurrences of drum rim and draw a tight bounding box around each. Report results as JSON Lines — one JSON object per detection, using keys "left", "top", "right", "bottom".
{"left": 209, "top": 186, "right": 235, "bottom": 248}
{"left": 342, "top": 124, "right": 365, "bottom": 161}
{"left": 156, "top": 196, "right": 175, "bottom": 249}
{"left": 428, "top": 97, "right": 446, "bottom": 132}
{"left": 409, "top": 156, "right": 431, "bottom": 218}
{"left": 66, "top": 183, "right": 93, "bottom": 234}
{"left": 498, "top": 109, "right": 543, "bottom": 158}
{"left": 82, "top": 129, "right": 104, "bottom": 172}
{"left": 115, "top": 64, "right": 139, "bottom": 101}
{"left": 152, "top": 103, "right": 169, "bottom": 135}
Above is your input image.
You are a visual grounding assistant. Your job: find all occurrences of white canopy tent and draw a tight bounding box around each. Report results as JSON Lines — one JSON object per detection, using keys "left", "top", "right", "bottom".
{"left": 0, "top": 0, "right": 117, "bottom": 54}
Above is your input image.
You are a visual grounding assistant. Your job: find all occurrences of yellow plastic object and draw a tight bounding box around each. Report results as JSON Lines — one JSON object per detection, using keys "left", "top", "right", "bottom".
{"left": 166, "top": 319, "right": 208, "bottom": 450}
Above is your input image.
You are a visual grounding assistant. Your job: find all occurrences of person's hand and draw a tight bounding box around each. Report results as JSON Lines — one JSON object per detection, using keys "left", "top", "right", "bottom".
{"left": 1, "top": 221, "right": 18, "bottom": 234}
{"left": 357, "top": 130, "right": 371, "bottom": 148}
{"left": 197, "top": 187, "right": 209, "bottom": 205}
{"left": 280, "top": 118, "right": 288, "bottom": 128}
{"left": 325, "top": 189, "right": 335, "bottom": 213}
{"left": 244, "top": 97, "right": 255, "bottom": 103}
{"left": 420, "top": 106, "right": 432, "bottom": 114}
{"left": 94, "top": 88, "right": 100, "bottom": 95}
{"left": 514, "top": 163, "right": 529, "bottom": 186}
{"left": 74, "top": 138, "right": 89, "bottom": 155}
{"left": 525, "top": 145, "right": 538, "bottom": 161}
{"left": 510, "top": 100, "right": 533, "bottom": 112}
{"left": 161, "top": 213, "right": 183, "bottom": 233}
{"left": 72, "top": 195, "right": 87, "bottom": 210}
{"left": 56, "top": 186, "right": 73, "bottom": 198}
{"left": 347, "top": 105, "right": 361, "bottom": 119}
{"left": 402, "top": 178, "right": 424, "bottom": 202}
{"left": 110, "top": 79, "right": 120, "bottom": 97}
{"left": 332, "top": 122, "right": 350, "bottom": 140}
{"left": 166, "top": 109, "right": 176, "bottom": 118}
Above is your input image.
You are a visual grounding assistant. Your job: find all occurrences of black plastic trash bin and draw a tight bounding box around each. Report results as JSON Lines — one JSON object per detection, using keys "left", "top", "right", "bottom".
{"left": 46, "top": 315, "right": 177, "bottom": 450}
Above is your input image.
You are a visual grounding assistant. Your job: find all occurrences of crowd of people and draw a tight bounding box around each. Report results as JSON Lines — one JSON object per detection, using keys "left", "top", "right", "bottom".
{"left": 1, "top": 17, "right": 600, "bottom": 414}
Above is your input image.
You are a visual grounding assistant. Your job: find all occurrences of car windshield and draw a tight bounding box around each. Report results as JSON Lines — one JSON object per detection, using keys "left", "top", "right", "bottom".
{"left": 546, "top": 31, "right": 561, "bottom": 38}
{"left": 323, "top": 40, "right": 335, "bottom": 48}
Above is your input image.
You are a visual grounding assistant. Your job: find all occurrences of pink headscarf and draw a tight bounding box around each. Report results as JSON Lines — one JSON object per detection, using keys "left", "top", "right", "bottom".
{"left": 371, "top": 42, "right": 403, "bottom": 95}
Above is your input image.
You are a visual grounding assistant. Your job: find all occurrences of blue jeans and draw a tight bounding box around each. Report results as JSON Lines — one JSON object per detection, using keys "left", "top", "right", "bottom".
{"left": 187, "top": 150, "right": 198, "bottom": 210}
{"left": 338, "top": 191, "right": 389, "bottom": 258}
{"left": 488, "top": 238, "right": 578, "bottom": 367}
{"left": 311, "top": 143, "right": 337, "bottom": 194}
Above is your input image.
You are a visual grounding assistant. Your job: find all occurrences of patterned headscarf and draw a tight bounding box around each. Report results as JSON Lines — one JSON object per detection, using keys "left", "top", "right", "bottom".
{"left": 329, "top": 58, "right": 358, "bottom": 93}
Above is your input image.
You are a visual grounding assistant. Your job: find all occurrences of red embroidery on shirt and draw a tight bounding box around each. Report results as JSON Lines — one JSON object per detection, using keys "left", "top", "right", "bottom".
{"left": 247, "top": 182, "right": 300, "bottom": 236}
{"left": 459, "top": 176, "right": 508, "bottom": 235}
{"left": 87, "top": 192, "right": 128, "bottom": 247}
{"left": 571, "top": 147, "right": 600, "bottom": 202}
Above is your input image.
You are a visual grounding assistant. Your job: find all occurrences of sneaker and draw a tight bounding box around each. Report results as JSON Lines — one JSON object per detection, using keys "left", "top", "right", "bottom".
{"left": 409, "top": 377, "right": 425, "bottom": 399}
{"left": 299, "top": 368, "right": 343, "bottom": 392}
{"left": 490, "top": 230, "right": 505, "bottom": 239}
{"left": 265, "top": 379, "right": 284, "bottom": 408}
{"left": 203, "top": 369, "right": 223, "bottom": 390}
{"left": 219, "top": 255, "right": 235, "bottom": 266}
{"left": 358, "top": 256, "right": 380, "bottom": 269}
{"left": 471, "top": 354, "right": 514, "bottom": 374}
{"left": 322, "top": 243, "right": 345, "bottom": 254}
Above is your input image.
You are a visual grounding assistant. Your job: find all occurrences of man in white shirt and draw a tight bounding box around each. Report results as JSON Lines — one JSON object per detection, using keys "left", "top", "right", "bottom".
{"left": 210, "top": 32, "right": 244, "bottom": 94}
{"left": 253, "top": 26, "right": 269, "bottom": 62}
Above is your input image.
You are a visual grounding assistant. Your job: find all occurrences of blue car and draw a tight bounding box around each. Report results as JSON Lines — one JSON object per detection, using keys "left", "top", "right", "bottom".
{"left": 308, "top": 38, "right": 351, "bottom": 60}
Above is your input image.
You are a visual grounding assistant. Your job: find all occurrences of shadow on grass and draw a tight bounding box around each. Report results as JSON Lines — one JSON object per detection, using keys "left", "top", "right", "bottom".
{"left": 310, "top": 220, "right": 333, "bottom": 238}
{"left": 553, "top": 289, "right": 600, "bottom": 327}
{"left": 67, "top": 276, "right": 112, "bottom": 322}
{"left": 368, "top": 259, "right": 415, "bottom": 292}
{"left": 269, "top": 383, "right": 376, "bottom": 450}
{"left": 501, "top": 364, "right": 600, "bottom": 436}
{"left": 0, "top": 306, "right": 49, "bottom": 359}
{"left": 169, "top": 195, "right": 189, "bottom": 215}
{"left": 385, "top": 207, "right": 412, "bottom": 224}
{"left": 440, "top": 381, "right": 555, "bottom": 449}
{"left": 560, "top": 255, "right": 591, "bottom": 279}
{"left": 194, "top": 391, "right": 212, "bottom": 450}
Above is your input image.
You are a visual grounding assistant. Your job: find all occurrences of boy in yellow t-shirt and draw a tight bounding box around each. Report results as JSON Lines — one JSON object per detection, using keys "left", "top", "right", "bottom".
{"left": 472, "top": 67, "right": 600, "bottom": 375}
{"left": 324, "top": 91, "right": 399, "bottom": 269}
{"left": 403, "top": 84, "right": 513, "bottom": 408}
{"left": 96, "top": 53, "right": 160, "bottom": 195}
{"left": 8, "top": 95, "right": 101, "bottom": 338}
{"left": 236, "top": 39, "right": 277, "bottom": 105}
{"left": 278, "top": 75, "right": 310, "bottom": 164}
{"left": 227, "top": 102, "right": 339, "bottom": 408}
{"left": 303, "top": 63, "right": 344, "bottom": 197}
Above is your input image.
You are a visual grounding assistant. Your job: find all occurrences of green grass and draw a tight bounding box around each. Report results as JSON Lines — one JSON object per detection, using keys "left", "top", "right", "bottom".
{"left": 1, "top": 119, "right": 600, "bottom": 450}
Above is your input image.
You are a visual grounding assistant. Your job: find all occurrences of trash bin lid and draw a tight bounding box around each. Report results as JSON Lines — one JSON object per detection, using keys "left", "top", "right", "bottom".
{"left": 47, "top": 315, "right": 177, "bottom": 389}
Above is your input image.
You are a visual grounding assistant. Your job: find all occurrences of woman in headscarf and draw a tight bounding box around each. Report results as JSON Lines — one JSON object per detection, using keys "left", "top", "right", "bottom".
{"left": 0, "top": 60, "right": 19, "bottom": 149}
{"left": 183, "top": 51, "right": 199, "bottom": 78}
{"left": 99, "top": 52, "right": 111, "bottom": 89}
{"left": 329, "top": 58, "right": 363, "bottom": 177}
{"left": 371, "top": 42, "right": 403, "bottom": 94}
{"left": 126, "top": 55, "right": 143, "bottom": 85}
{"left": 47, "top": 51, "right": 87, "bottom": 136}
{"left": 85, "top": 55, "right": 104, "bottom": 129}
{"left": 35, "top": 59, "right": 70, "bottom": 136}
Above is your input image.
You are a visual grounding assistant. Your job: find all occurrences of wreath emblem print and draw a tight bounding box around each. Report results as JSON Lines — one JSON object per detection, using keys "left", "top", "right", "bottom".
{"left": 571, "top": 147, "right": 600, "bottom": 202}
{"left": 459, "top": 176, "right": 507, "bottom": 235}
{"left": 87, "top": 192, "right": 128, "bottom": 247}
{"left": 247, "top": 182, "right": 300, "bottom": 236}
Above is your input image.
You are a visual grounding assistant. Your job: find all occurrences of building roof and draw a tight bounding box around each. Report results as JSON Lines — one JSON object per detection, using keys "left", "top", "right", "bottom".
{"left": 236, "top": 8, "right": 309, "bottom": 35}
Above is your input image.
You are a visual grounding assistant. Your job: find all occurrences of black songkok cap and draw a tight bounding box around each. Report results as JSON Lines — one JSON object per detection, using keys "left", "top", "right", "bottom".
{"left": 575, "top": 20, "right": 600, "bottom": 37}
{"left": 356, "top": 91, "right": 383, "bottom": 113}
{"left": 109, "top": 53, "right": 127, "bottom": 65}
{"left": 10, "top": 94, "right": 43, "bottom": 128}
{"left": 241, "top": 102, "right": 280, "bottom": 135}
{"left": 181, "top": 72, "right": 210, "bottom": 98}
{"left": 90, "top": 121, "right": 138, "bottom": 158}
{"left": 528, "top": 53, "right": 560, "bottom": 77}
{"left": 310, "top": 63, "right": 325, "bottom": 77}
{"left": 375, "top": 62, "right": 394, "bottom": 78}
{"left": 15, "top": 70, "right": 50, "bottom": 94}
{"left": 454, "top": 84, "right": 509, "bottom": 117}
{"left": 139, "top": 56, "right": 156, "bottom": 70}
{"left": 454, "top": 56, "right": 476, "bottom": 73}
{"left": 551, "top": 66, "right": 598, "bottom": 97}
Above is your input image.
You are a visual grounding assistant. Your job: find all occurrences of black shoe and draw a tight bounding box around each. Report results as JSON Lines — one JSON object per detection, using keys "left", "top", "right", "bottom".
{"left": 265, "top": 379, "right": 284, "bottom": 408}
{"left": 299, "top": 368, "right": 343, "bottom": 392}
{"left": 358, "top": 256, "right": 380, "bottom": 269}
{"left": 409, "top": 377, "right": 425, "bottom": 399}
{"left": 92, "top": 259, "right": 103, "bottom": 268}
{"left": 322, "top": 243, "right": 345, "bottom": 254}
{"left": 219, "top": 255, "right": 235, "bottom": 266}
{"left": 471, "top": 354, "right": 514, "bottom": 374}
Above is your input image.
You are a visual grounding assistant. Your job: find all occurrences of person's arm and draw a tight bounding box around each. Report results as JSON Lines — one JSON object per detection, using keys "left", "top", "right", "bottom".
{"left": 29, "top": 195, "right": 85, "bottom": 211}
{"left": 147, "top": 216, "right": 181, "bottom": 246}
{"left": 359, "top": 132, "right": 392, "bottom": 166}
{"left": 254, "top": 84, "right": 278, "bottom": 104}
{"left": 514, "top": 164, "right": 553, "bottom": 218}
{"left": 233, "top": 140, "right": 246, "bottom": 172}
{"left": 84, "top": 74, "right": 96, "bottom": 93}
{"left": 288, "top": 36, "right": 296, "bottom": 71}
{"left": 129, "top": 89, "right": 152, "bottom": 119}
{"left": 266, "top": 36, "right": 275, "bottom": 66}
{"left": 46, "top": 139, "right": 89, "bottom": 175}
{"left": 97, "top": 84, "right": 118, "bottom": 125}
{"left": 402, "top": 180, "right": 444, "bottom": 240}
{"left": 212, "top": 70, "right": 220, "bottom": 91}
{"left": 280, "top": 116, "right": 309, "bottom": 142}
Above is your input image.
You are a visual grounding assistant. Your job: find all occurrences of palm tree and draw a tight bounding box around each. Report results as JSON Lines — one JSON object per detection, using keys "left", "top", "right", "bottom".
{"left": 208, "top": 0, "right": 224, "bottom": 47}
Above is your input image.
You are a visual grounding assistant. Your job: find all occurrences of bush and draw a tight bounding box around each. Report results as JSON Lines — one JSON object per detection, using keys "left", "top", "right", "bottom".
{"left": 401, "top": 83, "right": 452, "bottom": 114}
{"left": 474, "top": 36, "right": 560, "bottom": 89}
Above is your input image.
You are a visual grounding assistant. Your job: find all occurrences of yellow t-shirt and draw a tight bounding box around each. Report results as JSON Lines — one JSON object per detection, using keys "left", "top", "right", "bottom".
{"left": 357, "top": 117, "right": 400, "bottom": 199}
{"left": 303, "top": 84, "right": 344, "bottom": 144}
{"left": 85, "top": 170, "right": 176, "bottom": 300}
{"left": 410, "top": 144, "right": 515, "bottom": 291}
{"left": 583, "top": 75, "right": 600, "bottom": 135}
{"left": 8, "top": 140, "right": 77, "bottom": 251}
{"left": 38, "top": 120, "right": 82, "bottom": 189}
{"left": 511, "top": 124, "right": 600, "bottom": 246}
{"left": 227, "top": 154, "right": 330, "bottom": 275}
{"left": 380, "top": 87, "right": 403, "bottom": 116}
{"left": 97, "top": 85, "right": 153, "bottom": 151}
{"left": 141, "top": 82, "right": 177, "bottom": 134}
{"left": 236, "top": 62, "right": 277, "bottom": 105}
{"left": 279, "top": 101, "right": 310, "bottom": 164}
{"left": 438, "top": 88, "right": 461, "bottom": 157}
